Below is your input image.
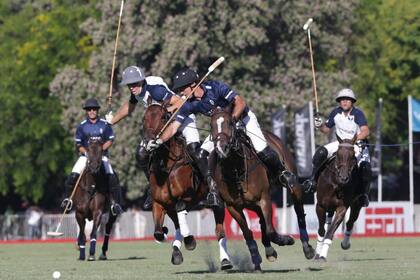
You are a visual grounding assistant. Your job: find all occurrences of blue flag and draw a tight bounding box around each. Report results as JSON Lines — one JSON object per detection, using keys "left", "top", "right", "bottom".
{"left": 412, "top": 98, "right": 420, "bottom": 132}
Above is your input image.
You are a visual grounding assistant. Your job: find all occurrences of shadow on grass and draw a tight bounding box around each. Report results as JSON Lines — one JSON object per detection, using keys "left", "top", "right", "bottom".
{"left": 175, "top": 268, "right": 301, "bottom": 274}
{"left": 102, "top": 256, "right": 146, "bottom": 261}
{"left": 342, "top": 257, "right": 395, "bottom": 262}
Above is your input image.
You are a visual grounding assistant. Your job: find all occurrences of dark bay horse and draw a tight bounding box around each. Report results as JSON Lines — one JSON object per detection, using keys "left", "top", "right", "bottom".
{"left": 143, "top": 103, "right": 232, "bottom": 270}
{"left": 314, "top": 135, "right": 364, "bottom": 261}
{"left": 74, "top": 137, "right": 117, "bottom": 261}
{"left": 210, "top": 107, "right": 314, "bottom": 271}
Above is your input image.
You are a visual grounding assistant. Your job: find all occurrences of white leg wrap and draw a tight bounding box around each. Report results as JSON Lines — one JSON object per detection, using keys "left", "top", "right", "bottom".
{"left": 218, "top": 237, "right": 230, "bottom": 261}
{"left": 102, "top": 156, "right": 114, "bottom": 174}
{"left": 177, "top": 210, "right": 190, "bottom": 237}
{"left": 325, "top": 216, "right": 333, "bottom": 232}
{"left": 320, "top": 238, "right": 332, "bottom": 258}
{"left": 172, "top": 229, "right": 182, "bottom": 249}
{"left": 316, "top": 233, "right": 324, "bottom": 255}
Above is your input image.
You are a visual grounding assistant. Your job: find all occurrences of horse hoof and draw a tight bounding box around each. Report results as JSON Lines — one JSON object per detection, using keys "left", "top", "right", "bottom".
{"left": 162, "top": 226, "right": 169, "bottom": 235}
{"left": 272, "top": 234, "right": 295, "bottom": 246}
{"left": 254, "top": 264, "right": 263, "bottom": 272}
{"left": 154, "top": 231, "right": 165, "bottom": 242}
{"left": 221, "top": 259, "right": 233, "bottom": 270}
{"left": 266, "top": 249, "right": 278, "bottom": 262}
{"left": 184, "top": 235, "right": 196, "bottom": 251}
{"left": 99, "top": 253, "right": 107, "bottom": 260}
{"left": 314, "top": 253, "right": 320, "bottom": 259}
{"left": 303, "top": 244, "right": 316, "bottom": 259}
{"left": 171, "top": 246, "right": 183, "bottom": 265}
{"left": 88, "top": 256, "right": 95, "bottom": 261}
{"left": 314, "top": 256, "right": 327, "bottom": 263}
{"left": 341, "top": 241, "right": 351, "bottom": 250}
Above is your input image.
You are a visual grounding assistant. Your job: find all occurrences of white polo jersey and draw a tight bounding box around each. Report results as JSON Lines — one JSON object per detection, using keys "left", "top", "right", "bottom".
{"left": 325, "top": 106, "right": 367, "bottom": 140}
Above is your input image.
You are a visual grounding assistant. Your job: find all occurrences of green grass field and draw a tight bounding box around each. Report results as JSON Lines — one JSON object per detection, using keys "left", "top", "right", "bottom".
{"left": 1, "top": 238, "right": 419, "bottom": 280}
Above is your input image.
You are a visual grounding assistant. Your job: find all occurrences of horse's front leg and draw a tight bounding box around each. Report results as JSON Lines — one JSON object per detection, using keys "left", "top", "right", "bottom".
{"left": 259, "top": 193, "right": 294, "bottom": 247}
{"left": 99, "top": 211, "right": 117, "bottom": 260}
{"left": 175, "top": 201, "right": 196, "bottom": 251}
{"left": 290, "top": 185, "right": 315, "bottom": 259}
{"left": 165, "top": 210, "right": 184, "bottom": 265}
{"left": 212, "top": 206, "right": 232, "bottom": 270}
{"left": 76, "top": 212, "right": 86, "bottom": 261}
{"left": 251, "top": 205, "right": 277, "bottom": 263}
{"left": 319, "top": 206, "right": 347, "bottom": 261}
{"left": 227, "top": 205, "right": 262, "bottom": 271}
{"left": 315, "top": 203, "right": 326, "bottom": 259}
{"left": 88, "top": 203, "right": 103, "bottom": 261}
{"left": 341, "top": 202, "right": 363, "bottom": 250}
{"left": 152, "top": 202, "right": 168, "bottom": 242}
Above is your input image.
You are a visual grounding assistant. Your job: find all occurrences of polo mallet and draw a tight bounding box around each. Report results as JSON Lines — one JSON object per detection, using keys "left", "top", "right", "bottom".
{"left": 47, "top": 168, "right": 86, "bottom": 237}
{"left": 303, "top": 18, "right": 319, "bottom": 114}
{"left": 107, "top": 0, "right": 125, "bottom": 111}
{"left": 156, "top": 56, "right": 225, "bottom": 138}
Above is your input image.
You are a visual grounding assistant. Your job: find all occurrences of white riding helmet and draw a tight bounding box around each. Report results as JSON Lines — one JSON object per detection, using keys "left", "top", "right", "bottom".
{"left": 120, "top": 66, "right": 145, "bottom": 85}
{"left": 335, "top": 88, "right": 357, "bottom": 103}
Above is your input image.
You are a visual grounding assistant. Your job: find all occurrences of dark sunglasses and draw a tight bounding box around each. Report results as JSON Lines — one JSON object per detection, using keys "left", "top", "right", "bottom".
{"left": 127, "top": 82, "right": 143, "bottom": 88}
{"left": 85, "top": 107, "right": 98, "bottom": 112}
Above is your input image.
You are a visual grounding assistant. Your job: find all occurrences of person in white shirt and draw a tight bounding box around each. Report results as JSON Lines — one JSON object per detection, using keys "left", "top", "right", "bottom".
{"left": 303, "top": 88, "right": 371, "bottom": 207}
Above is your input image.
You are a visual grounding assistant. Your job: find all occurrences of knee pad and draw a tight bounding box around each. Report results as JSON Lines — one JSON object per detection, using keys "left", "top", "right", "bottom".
{"left": 313, "top": 146, "right": 328, "bottom": 166}
{"left": 135, "top": 144, "right": 150, "bottom": 168}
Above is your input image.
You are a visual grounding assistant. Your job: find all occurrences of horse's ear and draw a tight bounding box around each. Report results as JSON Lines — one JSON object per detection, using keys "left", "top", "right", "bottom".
{"left": 336, "top": 133, "right": 343, "bottom": 143}
{"left": 146, "top": 95, "right": 152, "bottom": 106}
{"left": 162, "top": 97, "right": 171, "bottom": 108}
{"left": 226, "top": 103, "right": 234, "bottom": 113}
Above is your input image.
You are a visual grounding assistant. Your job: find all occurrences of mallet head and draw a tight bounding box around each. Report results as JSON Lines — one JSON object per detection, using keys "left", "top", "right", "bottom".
{"left": 303, "top": 18, "right": 313, "bottom": 31}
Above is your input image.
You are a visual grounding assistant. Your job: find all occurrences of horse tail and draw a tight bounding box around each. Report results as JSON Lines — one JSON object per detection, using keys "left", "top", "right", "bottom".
{"left": 262, "top": 131, "right": 297, "bottom": 174}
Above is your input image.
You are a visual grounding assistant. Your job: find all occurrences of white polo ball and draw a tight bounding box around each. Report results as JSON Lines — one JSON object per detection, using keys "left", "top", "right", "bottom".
{"left": 52, "top": 271, "right": 61, "bottom": 279}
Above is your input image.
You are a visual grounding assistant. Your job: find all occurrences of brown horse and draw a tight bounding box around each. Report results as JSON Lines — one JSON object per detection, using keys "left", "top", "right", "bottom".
{"left": 74, "top": 137, "right": 117, "bottom": 261}
{"left": 143, "top": 103, "right": 232, "bottom": 270}
{"left": 314, "top": 135, "right": 364, "bottom": 261}
{"left": 210, "top": 107, "right": 314, "bottom": 271}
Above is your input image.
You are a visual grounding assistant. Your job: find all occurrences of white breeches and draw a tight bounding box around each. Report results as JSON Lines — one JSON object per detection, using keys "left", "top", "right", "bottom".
{"left": 71, "top": 155, "right": 114, "bottom": 174}
{"left": 201, "top": 110, "right": 268, "bottom": 153}
{"left": 179, "top": 114, "right": 200, "bottom": 145}
{"left": 324, "top": 141, "right": 370, "bottom": 166}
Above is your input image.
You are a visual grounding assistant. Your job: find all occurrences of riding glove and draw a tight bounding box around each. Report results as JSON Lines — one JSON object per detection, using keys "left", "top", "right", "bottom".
{"left": 146, "top": 138, "right": 163, "bottom": 151}
{"left": 105, "top": 111, "right": 113, "bottom": 125}
{"left": 314, "top": 115, "right": 323, "bottom": 128}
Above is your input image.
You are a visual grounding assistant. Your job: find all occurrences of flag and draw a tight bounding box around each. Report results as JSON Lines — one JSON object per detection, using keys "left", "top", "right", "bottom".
{"left": 411, "top": 97, "right": 420, "bottom": 132}
{"left": 271, "top": 106, "right": 286, "bottom": 142}
{"left": 294, "top": 103, "right": 312, "bottom": 178}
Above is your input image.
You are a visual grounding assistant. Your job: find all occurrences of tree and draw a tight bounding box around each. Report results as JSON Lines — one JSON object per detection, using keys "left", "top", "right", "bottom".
{"left": 51, "top": 0, "right": 357, "bottom": 199}
{"left": 0, "top": 0, "right": 96, "bottom": 207}
{"left": 350, "top": 0, "right": 420, "bottom": 170}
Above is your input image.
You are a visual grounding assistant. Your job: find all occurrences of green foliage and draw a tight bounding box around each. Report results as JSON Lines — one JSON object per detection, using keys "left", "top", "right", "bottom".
{"left": 0, "top": 0, "right": 96, "bottom": 203}
{"left": 351, "top": 0, "right": 420, "bottom": 170}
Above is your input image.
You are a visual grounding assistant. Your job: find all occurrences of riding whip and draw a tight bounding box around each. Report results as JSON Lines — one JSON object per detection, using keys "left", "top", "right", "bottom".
{"left": 156, "top": 57, "right": 225, "bottom": 138}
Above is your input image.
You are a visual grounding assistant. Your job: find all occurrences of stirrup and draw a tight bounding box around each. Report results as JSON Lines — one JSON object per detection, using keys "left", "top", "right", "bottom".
{"left": 280, "top": 170, "right": 297, "bottom": 188}
{"left": 61, "top": 198, "right": 73, "bottom": 211}
{"left": 205, "top": 192, "right": 223, "bottom": 208}
{"left": 111, "top": 203, "right": 123, "bottom": 216}
{"left": 302, "top": 179, "right": 316, "bottom": 194}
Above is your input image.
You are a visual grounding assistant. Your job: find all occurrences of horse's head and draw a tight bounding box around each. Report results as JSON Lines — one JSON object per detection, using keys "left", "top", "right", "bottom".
{"left": 142, "top": 103, "right": 169, "bottom": 142}
{"left": 210, "top": 106, "right": 235, "bottom": 159}
{"left": 335, "top": 134, "right": 357, "bottom": 185}
{"left": 87, "top": 137, "right": 103, "bottom": 174}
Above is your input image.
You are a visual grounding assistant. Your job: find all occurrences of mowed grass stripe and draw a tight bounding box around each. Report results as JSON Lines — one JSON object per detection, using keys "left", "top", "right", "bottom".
{"left": 0, "top": 238, "right": 419, "bottom": 280}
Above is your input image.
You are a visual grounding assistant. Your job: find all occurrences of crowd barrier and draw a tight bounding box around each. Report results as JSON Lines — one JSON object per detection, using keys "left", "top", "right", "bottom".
{"left": 1, "top": 202, "right": 418, "bottom": 242}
